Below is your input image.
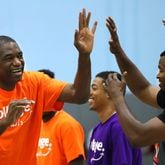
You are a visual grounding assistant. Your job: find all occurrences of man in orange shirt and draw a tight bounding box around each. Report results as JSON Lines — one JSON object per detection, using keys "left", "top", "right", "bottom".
{"left": 37, "top": 69, "right": 85, "bottom": 165}
{"left": 0, "top": 8, "right": 97, "bottom": 165}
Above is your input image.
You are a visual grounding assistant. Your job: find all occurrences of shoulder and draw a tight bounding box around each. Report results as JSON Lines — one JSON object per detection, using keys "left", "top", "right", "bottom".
{"left": 57, "top": 110, "right": 83, "bottom": 129}
{"left": 110, "top": 115, "right": 126, "bottom": 138}
{"left": 22, "top": 71, "right": 45, "bottom": 81}
{"left": 157, "top": 89, "right": 165, "bottom": 109}
{"left": 23, "top": 71, "right": 67, "bottom": 86}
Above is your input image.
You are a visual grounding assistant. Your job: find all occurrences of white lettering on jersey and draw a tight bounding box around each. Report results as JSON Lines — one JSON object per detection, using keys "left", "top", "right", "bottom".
{"left": 37, "top": 137, "right": 52, "bottom": 157}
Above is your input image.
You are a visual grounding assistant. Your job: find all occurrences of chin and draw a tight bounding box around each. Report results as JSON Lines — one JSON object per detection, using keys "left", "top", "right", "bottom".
{"left": 159, "top": 84, "right": 165, "bottom": 91}
{"left": 13, "top": 76, "right": 23, "bottom": 83}
{"left": 161, "top": 87, "right": 165, "bottom": 91}
{"left": 89, "top": 106, "right": 96, "bottom": 111}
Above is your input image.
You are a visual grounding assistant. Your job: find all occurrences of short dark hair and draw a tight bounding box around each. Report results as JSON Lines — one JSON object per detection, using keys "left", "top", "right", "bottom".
{"left": 96, "top": 71, "right": 122, "bottom": 81}
{"left": 96, "top": 71, "right": 126, "bottom": 95}
{"left": 160, "top": 51, "right": 165, "bottom": 57}
{"left": 38, "top": 69, "right": 55, "bottom": 78}
{"left": 0, "top": 35, "right": 16, "bottom": 46}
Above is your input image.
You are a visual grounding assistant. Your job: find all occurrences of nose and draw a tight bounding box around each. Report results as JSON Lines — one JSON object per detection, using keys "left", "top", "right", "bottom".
{"left": 90, "top": 89, "right": 94, "bottom": 96}
{"left": 13, "top": 57, "right": 22, "bottom": 66}
{"left": 156, "top": 72, "right": 160, "bottom": 79}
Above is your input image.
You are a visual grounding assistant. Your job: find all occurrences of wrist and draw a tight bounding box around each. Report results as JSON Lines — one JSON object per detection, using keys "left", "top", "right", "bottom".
{"left": 112, "top": 95, "right": 125, "bottom": 105}
{"left": 0, "top": 119, "right": 10, "bottom": 129}
{"left": 78, "top": 53, "right": 91, "bottom": 62}
{"left": 79, "top": 52, "right": 90, "bottom": 57}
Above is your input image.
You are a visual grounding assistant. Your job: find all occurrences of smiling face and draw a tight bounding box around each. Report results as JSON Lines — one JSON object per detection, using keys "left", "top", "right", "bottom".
{"left": 157, "top": 56, "right": 165, "bottom": 91}
{"left": 88, "top": 77, "right": 109, "bottom": 111}
{"left": 0, "top": 41, "right": 24, "bottom": 90}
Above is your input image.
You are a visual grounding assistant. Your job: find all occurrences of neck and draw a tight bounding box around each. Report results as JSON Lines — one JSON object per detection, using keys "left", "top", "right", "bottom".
{"left": 0, "top": 82, "right": 16, "bottom": 91}
{"left": 97, "top": 105, "right": 116, "bottom": 123}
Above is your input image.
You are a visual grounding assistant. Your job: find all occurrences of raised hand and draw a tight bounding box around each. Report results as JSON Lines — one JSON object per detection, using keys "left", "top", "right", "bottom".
{"left": 74, "top": 8, "right": 97, "bottom": 56}
{"left": 104, "top": 72, "right": 127, "bottom": 100}
{"left": 106, "top": 17, "right": 122, "bottom": 55}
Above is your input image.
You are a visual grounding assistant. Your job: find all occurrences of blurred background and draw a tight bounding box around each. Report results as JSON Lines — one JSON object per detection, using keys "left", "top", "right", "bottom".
{"left": 1, "top": 0, "right": 165, "bottom": 164}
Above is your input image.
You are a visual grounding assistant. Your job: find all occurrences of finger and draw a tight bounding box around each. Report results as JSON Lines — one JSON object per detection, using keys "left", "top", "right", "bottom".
{"left": 122, "top": 71, "right": 127, "bottom": 84}
{"left": 106, "top": 17, "right": 117, "bottom": 36}
{"left": 91, "top": 21, "right": 97, "bottom": 34}
{"left": 112, "top": 73, "right": 119, "bottom": 81}
{"left": 82, "top": 8, "right": 87, "bottom": 27}
{"left": 106, "top": 17, "right": 116, "bottom": 29}
{"left": 22, "top": 99, "right": 35, "bottom": 104}
{"left": 15, "top": 108, "right": 24, "bottom": 118}
{"left": 20, "top": 99, "right": 35, "bottom": 105}
{"left": 106, "top": 23, "right": 116, "bottom": 38}
{"left": 106, "top": 22, "right": 117, "bottom": 36}
{"left": 16, "top": 105, "right": 26, "bottom": 111}
{"left": 86, "top": 12, "right": 91, "bottom": 27}
{"left": 79, "top": 12, "right": 83, "bottom": 30}
{"left": 108, "top": 17, "right": 116, "bottom": 29}
{"left": 74, "top": 30, "right": 79, "bottom": 46}
{"left": 106, "top": 73, "right": 113, "bottom": 85}
{"left": 12, "top": 99, "right": 35, "bottom": 107}
{"left": 121, "top": 71, "right": 127, "bottom": 92}
{"left": 106, "top": 18, "right": 114, "bottom": 31}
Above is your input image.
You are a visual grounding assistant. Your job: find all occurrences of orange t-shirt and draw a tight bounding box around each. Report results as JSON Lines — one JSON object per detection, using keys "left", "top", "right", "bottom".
{"left": 0, "top": 71, "right": 67, "bottom": 165}
{"left": 37, "top": 110, "right": 85, "bottom": 165}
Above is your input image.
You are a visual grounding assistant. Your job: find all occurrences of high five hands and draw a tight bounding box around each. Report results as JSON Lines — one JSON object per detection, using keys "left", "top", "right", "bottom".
{"left": 104, "top": 72, "right": 127, "bottom": 100}
{"left": 74, "top": 8, "right": 97, "bottom": 56}
{"left": 106, "top": 17, "right": 122, "bottom": 55}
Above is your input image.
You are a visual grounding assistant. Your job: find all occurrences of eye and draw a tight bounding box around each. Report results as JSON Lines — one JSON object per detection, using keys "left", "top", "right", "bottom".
{"left": 3, "top": 55, "right": 13, "bottom": 61}
{"left": 17, "top": 52, "right": 23, "bottom": 59}
{"left": 91, "top": 84, "right": 97, "bottom": 90}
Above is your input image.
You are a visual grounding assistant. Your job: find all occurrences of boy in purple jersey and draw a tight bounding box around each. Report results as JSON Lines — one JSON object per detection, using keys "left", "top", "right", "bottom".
{"left": 87, "top": 71, "right": 142, "bottom": 165}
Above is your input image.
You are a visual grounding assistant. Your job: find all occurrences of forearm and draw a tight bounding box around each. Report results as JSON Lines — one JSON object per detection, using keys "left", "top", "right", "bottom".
{"left": 112, "top": 95, "right": 145, "bottom": 146}
{"left": 73, "top": 54, "right": 91, "bottom": 103}
{"left": 0, "top": 119, "right": 10, "bottom": 135}
{"left": 114, "top": 48, "right": 150, "bottom": 93}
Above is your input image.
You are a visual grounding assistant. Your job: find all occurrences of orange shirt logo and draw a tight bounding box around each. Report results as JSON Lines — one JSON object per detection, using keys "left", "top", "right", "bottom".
{"left": 0, "top": 104, "right": 33, "bottom": 127}
{"left": 37, "top": 137, "right": 52, "bottom": 157}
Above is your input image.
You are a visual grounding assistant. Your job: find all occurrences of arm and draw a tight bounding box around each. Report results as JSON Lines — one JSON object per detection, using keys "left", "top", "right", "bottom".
{"left": 105, "top": 73, "right": 165, "bottom": 147}
{"left": 0, "top": 119, "right": 11, "bottom": 135}
{"left": 106, "top": 17, "right": 160, "bottom": 108}
{"left": 69, "top": 156, "right": 84, "bottom": 165}
{"left": 58, "top": 8, "right": 97, "bottom": 104}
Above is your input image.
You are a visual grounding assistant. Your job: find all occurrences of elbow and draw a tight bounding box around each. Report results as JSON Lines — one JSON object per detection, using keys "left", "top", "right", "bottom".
{"left": 127, "top": 134, "right": 138, "bottom": 147}
{"left": 128, "top": 133, "right": 147, "bottom": 147}
{"left": 75, "top": 95, "right": 89, "bottom": 104}
{"left": 129, "top": 138, "right": 141, "bottom": 147}
{"left": 74, "top": 90, "right": 90, "bottom": 104}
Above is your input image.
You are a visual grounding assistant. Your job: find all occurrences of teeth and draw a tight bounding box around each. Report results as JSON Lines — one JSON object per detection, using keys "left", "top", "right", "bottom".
{"left": 11, "top": 69, "right": 22, "bottom": 73}
{"left": 88, "top": 98, "right": 93, "bottom": 103}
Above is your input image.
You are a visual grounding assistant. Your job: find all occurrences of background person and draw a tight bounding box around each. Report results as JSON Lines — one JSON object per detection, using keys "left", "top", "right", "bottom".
{"left": 87, "top": 71, "right": 142, "bottom": 165}
{"left": 37, "top": 69, "right": 86, "bottom": 165}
